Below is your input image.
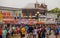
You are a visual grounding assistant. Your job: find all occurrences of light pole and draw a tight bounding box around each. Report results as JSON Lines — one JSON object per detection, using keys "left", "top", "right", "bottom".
{"left": 35, "top": 11, "right": 41, "bottom": 22}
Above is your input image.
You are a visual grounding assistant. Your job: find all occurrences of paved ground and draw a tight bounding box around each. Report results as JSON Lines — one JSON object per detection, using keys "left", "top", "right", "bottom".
{"left": 8, "top": 34, "right": 60, "bottom": 38}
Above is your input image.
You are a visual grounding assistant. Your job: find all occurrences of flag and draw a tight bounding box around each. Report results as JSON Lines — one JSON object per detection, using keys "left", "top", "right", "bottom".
{"left": 5, "top": 12, "right": 10, "bottom": 17}
{"left": 30, "top": 13, "right": 32, "bottom": 19}
{"left": 19, "top": 13, "right": 21, "bottom": 18}
{"left": 22, "top": 13, "right": 26, "bottom": 18}
{"left": 0, "top": 11, "right": 2, "bottom": 22}
{"left": 27, "top": 13, "right": 29, "bottom": 18}
{"left": 16, "top": 12, "right": 18, "bottom": 16}
{"left": 37, "top": 19, "right": 40, "bottom": 22}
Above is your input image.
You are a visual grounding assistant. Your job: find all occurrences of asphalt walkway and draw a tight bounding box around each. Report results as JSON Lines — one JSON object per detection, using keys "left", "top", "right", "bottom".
{"left": 8, "top": 34, "right": 60, "bottom": 38}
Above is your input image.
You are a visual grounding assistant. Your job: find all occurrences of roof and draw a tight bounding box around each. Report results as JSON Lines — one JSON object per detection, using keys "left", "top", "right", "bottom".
{"left": 24, "top": 3, "right": 35, "bottom": 8}
{"left": 0, "top": 6, "right": 21, "bottom": 10}
{"left": 0, "top": 3, "right": 47, "bottom": 10}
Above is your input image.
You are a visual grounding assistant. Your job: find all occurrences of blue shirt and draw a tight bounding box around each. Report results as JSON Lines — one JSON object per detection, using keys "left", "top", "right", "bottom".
{"left": 2, "top": 30, "right": 7, "bottom": 35}
{"left": 58, "top": 27, "right": 60, "bottom": 31}
{"left": 48, "top": 27, "right": 51, "bottom": 31}
{"left": 25, "top": 25, "right": 29, "bottom": 32}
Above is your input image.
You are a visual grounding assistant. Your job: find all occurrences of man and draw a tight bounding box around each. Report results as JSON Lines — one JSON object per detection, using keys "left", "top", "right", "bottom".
{"left": 54, "top": 26, "right": 59, "bottom": 38}
{"left": 25, "top": 24, "right": 29, "bottom": 38}
{"left": 41, "top": 26, "right": 46, "bottom": 38}
{"left": 37, "top": 27, "right": 42, "bottom": 38}
{"left": 20, "top": 24, "right": 26, "bottom": 38}
{"left": 28, "top": 25, "right": 34, "bottom": 38}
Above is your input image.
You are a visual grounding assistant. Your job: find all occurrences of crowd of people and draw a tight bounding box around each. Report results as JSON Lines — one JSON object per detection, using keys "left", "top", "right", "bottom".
{"left": 0, "top": 23, "right": 60, "bottom": 38}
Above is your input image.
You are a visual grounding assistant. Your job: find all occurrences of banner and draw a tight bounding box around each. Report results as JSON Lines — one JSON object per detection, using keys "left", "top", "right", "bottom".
{"left": 0, "top": 11, "right": 2, "bottom": 23}
{"left": 30, "top": 13, "right": 32, "bottom": 19}
{"left": 22, "top": 13, "right": 26, "bottom": 18}
{"left": 19, "top": 13, "right": 21, "bottom": 18}
{"left": 5, "top": 12, "right": 10, "bottom": 16}
{"left": 27, "top": 13, "right": 29, "bottom": 18}
{"left": 16, "top": 12, "right": 18, "bottom": 17}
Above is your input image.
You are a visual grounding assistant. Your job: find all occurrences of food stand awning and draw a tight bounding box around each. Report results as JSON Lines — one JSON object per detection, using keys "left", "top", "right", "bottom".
{"left": 3, "top": 19, "right": 15, "bottom": 24}
{"left": 36, "top": 22, "right": 45, "bottom": 24}
{"left": 45, "top": 21, "right": 56, "bottom": 24}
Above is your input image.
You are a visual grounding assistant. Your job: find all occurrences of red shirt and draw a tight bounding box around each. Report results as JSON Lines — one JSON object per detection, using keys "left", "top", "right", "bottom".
{"left": 15, "top": 28, "right": 18, "bottom": 33}
{"left": 0, "top": 29, "right": 2, "bottom": 35}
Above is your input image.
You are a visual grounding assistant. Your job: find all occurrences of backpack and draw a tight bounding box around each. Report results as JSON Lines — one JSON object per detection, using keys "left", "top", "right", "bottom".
{"left": 21, "top": 27, "right": 26, "bottom": 34}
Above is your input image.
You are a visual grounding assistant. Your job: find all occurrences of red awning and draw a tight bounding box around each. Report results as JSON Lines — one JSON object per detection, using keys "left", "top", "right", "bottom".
{"left": 36, "top": 22, "right": 45, "bottom": 24}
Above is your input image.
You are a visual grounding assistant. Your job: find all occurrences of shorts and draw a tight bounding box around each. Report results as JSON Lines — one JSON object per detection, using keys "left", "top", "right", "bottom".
{"left": 2, "top": 35, "right": 6, "bottom": 38}
{"left": 55, "top": 33, "right": 59, "bottom": 35}
{"left": 33, "top": 33, "right": 37, "bottom": 35}
{"left": 46, "top": 33, "right": 49, "bottom": 35}
{"left": 21, "top": 33, "right": 25, "bottom": 37}
{"left": 59, "top": 31, "right": 60, "bottom": 33}
{"left": 21, "top": 34, "right": 25, "bottom": 37}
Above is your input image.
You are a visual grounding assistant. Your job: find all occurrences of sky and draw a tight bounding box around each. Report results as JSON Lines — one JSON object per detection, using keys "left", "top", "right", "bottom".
{"left": 0, "top": 0, "right": 60, "bottom": 10}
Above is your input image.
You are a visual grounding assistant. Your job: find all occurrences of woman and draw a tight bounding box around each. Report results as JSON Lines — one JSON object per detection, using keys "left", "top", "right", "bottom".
{"left": 33, "top": 26, "right": 37, "bottom": 38}
{"left": 2, "top": 29, "right": 7, "bottom": 38}
{"left": 15, "top": 26, "right": 19, "bottom": 38}
{"left": 54, "top": 27, "right": 59, "bottom": 38}
{"left": 0, "top": 26, "right": 2, "bottom": 38}
{"left": 45, "top": 26, "right": 50, "bottom": 38}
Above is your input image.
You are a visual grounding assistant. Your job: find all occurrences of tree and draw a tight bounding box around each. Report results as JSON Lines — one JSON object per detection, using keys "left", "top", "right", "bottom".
{"left": 48, "top": 7, "right": 60, "bottom": 18}
{"left": 48, "top": 7, "right": 60, "bottom": 13}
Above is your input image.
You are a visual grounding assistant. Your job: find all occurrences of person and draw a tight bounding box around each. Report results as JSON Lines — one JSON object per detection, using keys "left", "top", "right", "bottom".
{"left": 2, "top": 28, "right": 7, "bottom": 38}
{"left": 37, "top": 27, "right": 42, "bottom": 38}
{"left": 46, "top": 26, "right": 49, "bottom": 38}
{"left": 41, "top": 26, "right": 46, "bottom": 38}
{"left": 33, "top": 26, "right": 37, "bottom": 38}
{"left": 54, "top": 27, "right": 59, "bottom": 38}
{"left": 25, "top": 24, "right": 29, "bottom": 38}
{"left": 20, "top": 24, "right": 26, "bottom": 38}
{"left": 58, "top": 25, "right": 60, "bottom": 36}
{"left": 6, "top": 27, "right": 11, "bottom": 38}
{"left": 7, "top": 24, "right": 10, "bottom": 28}
{"left": 15, "top": 26, "right": 19, "bottom": 34}
{"left": 25, "top": 24, "right": 29, "bottom": 32}
{"left": 28, "top": 25, "right": 33, "bottom": 38}
{"left": 8, "top": 27, "right": 12, "bottom": 35}
{"left": 46, "top": 26, "right": 51, "bottom": 38}
{"left": 0, "top": 26, "right": 2, "bottom": 38}
{"left": 12, "top": 26, "right": 16, "bottom": 36}
{"left": 15, "top": 26, "right": 19, "bottom": 38}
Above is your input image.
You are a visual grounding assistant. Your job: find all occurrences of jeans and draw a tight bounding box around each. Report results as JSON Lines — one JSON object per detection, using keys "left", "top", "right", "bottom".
{"left": 0, "top": 35, "right": 2, "bottom": 38}
{"left": 41, "top": 35, "right": 45, "bottom": 38}
{"left": 2, "top": 35, "right": 6, "bottom": 38}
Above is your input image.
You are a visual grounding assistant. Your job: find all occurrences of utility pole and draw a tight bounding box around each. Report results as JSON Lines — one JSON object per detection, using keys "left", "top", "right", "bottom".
{"left": 44, "top": 0, "right": 45, "bottom": 4}
{"left": 36, "top": 0, "right": 38, "bottom": 3}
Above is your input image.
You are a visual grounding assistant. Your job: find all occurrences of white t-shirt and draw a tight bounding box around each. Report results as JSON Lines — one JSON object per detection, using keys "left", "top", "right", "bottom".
{"left": 46, "top": 30, "right": 49, "bottom": 34}
{"left": 33, "top": 29, "right": 37, "bottom": 35}
{"left": 8, "top": 28, "right": 12, "bottom": 33}
{"left": 12, "top": 27, "right": 15, "bottom": 30}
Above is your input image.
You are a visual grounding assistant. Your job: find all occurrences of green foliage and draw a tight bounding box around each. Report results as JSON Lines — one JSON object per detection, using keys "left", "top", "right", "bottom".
{"left": 48, "top": 7, "right": 60, "bottom": 17}
{"left": 48, "top": 7, "right": 60, "bottom": 13}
